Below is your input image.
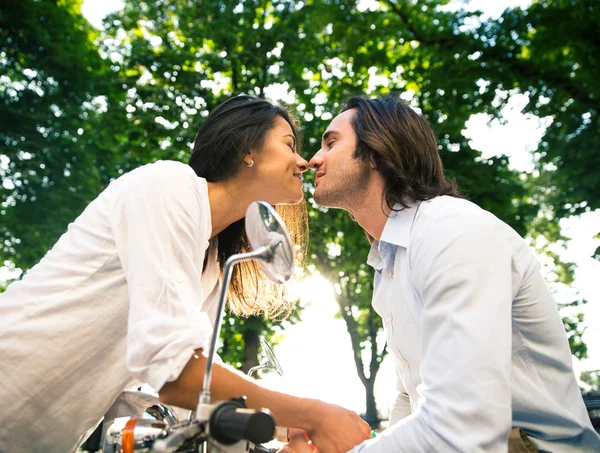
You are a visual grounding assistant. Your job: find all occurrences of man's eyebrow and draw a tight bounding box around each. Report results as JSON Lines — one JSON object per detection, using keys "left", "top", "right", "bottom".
{"left": 322, "top": 130, "right": 338, "bottom": 143}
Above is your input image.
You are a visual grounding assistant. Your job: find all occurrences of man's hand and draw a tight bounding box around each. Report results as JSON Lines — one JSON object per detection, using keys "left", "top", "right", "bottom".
{"left": 304, "top": 401, "right": 371, "bottom": 453}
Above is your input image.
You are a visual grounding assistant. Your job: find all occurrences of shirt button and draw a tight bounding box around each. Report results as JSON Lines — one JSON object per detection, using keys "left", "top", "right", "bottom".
{"left": 385, "top": 315, "right": 393, "bottom": 324}
{"left": 385, "top": 270, "right": 393, "bottom": 278}
{"left": 399, "top": 360, "right": 407, "bottom": 368}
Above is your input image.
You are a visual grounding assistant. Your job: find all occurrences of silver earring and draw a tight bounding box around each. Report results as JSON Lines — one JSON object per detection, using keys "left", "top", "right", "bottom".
{"left": 245, "top": 159, "right": 254, "bottom": 167}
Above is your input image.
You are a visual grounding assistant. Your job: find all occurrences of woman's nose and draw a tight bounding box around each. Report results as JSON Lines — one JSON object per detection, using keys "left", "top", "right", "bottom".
{"left": 297, "top": 156, "right": 309, "bottom": 173}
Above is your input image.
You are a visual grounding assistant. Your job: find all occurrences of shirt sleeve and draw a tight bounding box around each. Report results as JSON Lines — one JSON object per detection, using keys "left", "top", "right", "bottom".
{"left": 350, "top": 214, "right": 515, "bottom": 453}
{"left": 388, "top": 376, "right": 411, "bottom": 427}
{"left": 109, "top": 162, "right": 214, "bottom": 391}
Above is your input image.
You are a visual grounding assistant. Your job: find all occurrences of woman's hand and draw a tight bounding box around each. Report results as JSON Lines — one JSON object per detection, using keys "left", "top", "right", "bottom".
{"left": 304, "top": 401, "right": 371, "bottom": 453}
{"left": 277, "top": 428, "right": 316, "bottom": 453}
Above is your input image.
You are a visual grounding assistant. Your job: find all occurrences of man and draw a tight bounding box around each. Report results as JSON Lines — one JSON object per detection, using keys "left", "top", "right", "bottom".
{"left": 304, "top": 95, "right": 600, "bottom": 452}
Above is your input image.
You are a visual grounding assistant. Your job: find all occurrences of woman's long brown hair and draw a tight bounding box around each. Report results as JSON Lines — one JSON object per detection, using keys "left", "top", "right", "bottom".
{"left": 189, "top": 95, "right": 307, "bottom": 319}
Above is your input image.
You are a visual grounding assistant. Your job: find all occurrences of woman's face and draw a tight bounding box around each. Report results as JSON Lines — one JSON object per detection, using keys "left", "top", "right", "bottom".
{"left": 251, "top": 116, "right": 308, "bottom": 205}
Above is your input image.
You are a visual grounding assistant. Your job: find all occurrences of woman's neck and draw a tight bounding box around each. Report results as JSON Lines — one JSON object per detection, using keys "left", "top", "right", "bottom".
{"left": 206, "top": 180, "right": 250, "bottom": 239}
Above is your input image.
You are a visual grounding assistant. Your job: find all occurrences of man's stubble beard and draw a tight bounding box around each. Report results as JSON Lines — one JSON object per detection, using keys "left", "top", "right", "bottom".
{"left": 313, "top": 162, "right": 371, "bottom": 212}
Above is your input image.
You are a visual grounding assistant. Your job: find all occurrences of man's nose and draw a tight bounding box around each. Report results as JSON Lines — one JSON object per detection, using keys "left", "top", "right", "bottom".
{"left": 308, "top": 150, "right": 324, "bottom": 170}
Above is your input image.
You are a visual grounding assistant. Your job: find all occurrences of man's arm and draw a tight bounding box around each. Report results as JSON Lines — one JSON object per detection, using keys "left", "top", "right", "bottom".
{"left": 387, "top": 388, "right": 411, "bottom": 427}
{"left": 159, "top": 350, "right": 371, "bottom": 453}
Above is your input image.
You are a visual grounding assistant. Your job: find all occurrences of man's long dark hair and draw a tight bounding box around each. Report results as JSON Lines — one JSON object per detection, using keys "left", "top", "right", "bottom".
{"left": 189, "top": 95, "right": 307, "bottom": 318}
{"left": 344, "top": 95, "right": 460, "bottom": 213}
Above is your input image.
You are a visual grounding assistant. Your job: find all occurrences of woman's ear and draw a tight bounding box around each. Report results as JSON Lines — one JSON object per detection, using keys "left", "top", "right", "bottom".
{"left": 244, "top": 153, "right": 254, "bottom": 168}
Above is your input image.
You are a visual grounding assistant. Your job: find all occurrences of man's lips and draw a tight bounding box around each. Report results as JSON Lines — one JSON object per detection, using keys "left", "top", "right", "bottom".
{"left": 315, "top": 171, "right": 325, "bottom": 183}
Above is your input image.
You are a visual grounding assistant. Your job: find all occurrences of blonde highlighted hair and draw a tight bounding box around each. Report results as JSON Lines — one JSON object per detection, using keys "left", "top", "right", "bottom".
{"left": 225, "top": 201, "right": 308, "bottom": 320}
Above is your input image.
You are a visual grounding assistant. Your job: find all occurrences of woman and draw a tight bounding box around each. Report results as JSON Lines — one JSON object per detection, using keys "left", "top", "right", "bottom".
{"left": 0, "top": 95, "right": 370, "bottom": 453}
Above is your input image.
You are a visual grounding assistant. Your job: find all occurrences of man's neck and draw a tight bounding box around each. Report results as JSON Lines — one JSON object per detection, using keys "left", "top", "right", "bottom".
{"left": 345, "top": 177, "right": 390, "bottom": 242}
{"left": 350, "top": 203, "right": 389, "bottom": 242}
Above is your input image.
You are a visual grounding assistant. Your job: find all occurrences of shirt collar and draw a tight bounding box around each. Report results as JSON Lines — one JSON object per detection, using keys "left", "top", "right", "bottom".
{"left": 366, "top": 201, "right": 421, "bottom": 270}
{"left": 380, "top": 201, "right": 420, "bottom": 247}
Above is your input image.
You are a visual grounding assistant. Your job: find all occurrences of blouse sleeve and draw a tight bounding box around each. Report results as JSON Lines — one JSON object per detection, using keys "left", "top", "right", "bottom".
{"left": 109, "top": 161, "right": 214, "bottom": 391}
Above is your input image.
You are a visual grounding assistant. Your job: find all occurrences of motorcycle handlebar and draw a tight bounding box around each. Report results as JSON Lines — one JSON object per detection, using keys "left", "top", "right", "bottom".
{"left": 210, "top": 399, "right": 276, "bottom": 445}
{"left": 250, "top": 445, "right": 278, "bottom": 453}
{"left": 152, "top": 422, "right": 202, "bottom": 453}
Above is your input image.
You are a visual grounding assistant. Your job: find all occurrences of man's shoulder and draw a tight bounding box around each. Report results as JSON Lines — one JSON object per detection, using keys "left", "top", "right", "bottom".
{"left": 412, "top": 196, "right": 524, "bottom": 248}
{"left": 411, "top": 196, "right": 513, "bottom": 243}
{"left": 417, "top": 196, "right": 489, "bottom": 222}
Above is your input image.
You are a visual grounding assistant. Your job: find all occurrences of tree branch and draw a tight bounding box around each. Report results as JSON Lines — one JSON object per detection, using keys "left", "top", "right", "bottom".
{"left": 385, "top": 0, "right": 454, "bottom": 46}
{"left": 492, "top": 56, "right": 597, "bottom": 111}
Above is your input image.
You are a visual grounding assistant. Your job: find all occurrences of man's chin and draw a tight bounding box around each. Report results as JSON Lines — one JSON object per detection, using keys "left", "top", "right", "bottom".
{"left": 313, "top": 190, "right": 336, "bottom": 208}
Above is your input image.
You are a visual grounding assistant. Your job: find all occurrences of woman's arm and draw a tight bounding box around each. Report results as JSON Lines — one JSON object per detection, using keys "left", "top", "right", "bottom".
{"left": 159, "top": 350, "right": 371, "bottom": 453}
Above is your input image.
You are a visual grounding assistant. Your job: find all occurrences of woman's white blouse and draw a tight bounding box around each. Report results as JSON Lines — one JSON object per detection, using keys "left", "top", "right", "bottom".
{"left": 0, "top": 161, "right": 220, "bottom": 453}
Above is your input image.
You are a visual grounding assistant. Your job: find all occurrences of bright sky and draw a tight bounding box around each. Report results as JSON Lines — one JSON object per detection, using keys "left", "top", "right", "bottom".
{"left": 9, "top": 0, "right": 598, "bottom": 418}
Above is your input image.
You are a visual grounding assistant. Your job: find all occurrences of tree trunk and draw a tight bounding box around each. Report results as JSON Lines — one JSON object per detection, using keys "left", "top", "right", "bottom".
{"left": 242, "top": 328, "right": 260, "bottom": 375}
{"left": 364, "top": 378, "right": 379, "bottom": 428}
{"left": 335, "top": 289, "right": 384, "bottom": 429}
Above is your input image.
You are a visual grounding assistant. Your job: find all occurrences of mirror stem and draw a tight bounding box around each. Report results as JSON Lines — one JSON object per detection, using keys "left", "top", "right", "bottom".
{"left": 198, "top": 244, "right": 277, "bottom": 411}
{"left": 247, "top": 365, "right": 265, "bottom": 378}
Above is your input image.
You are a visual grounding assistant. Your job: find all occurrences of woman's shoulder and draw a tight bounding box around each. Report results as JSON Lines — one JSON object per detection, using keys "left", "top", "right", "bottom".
{"left": 105, "top": 161, "right": 208, "bottom": 214}
{"left": 131, "top": 160, "right": 196, "bottom": 179}
{"left": 118, "top": 160, "right": 202, "bottom": 190}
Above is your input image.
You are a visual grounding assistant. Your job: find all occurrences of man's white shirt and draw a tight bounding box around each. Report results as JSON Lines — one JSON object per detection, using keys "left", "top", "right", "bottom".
{"left": 0, "top": 161, "right": 220, "bottom": 453}
{"left": 350, "top": 196, "right": 600, "bottom": 452}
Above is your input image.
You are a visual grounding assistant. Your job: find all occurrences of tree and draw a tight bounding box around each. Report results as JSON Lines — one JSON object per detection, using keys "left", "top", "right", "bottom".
{"left": 581, "top": 369, "right": 600, "bottom": 393}
{"left": 475, "top": 0, "right": 599, "bottom": 218}
{"left": 0, "top": 0, "right": 111, "bottom": 271}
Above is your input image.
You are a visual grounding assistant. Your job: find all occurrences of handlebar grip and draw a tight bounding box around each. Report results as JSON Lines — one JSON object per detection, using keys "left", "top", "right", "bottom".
{"left": 210, "top": 400, "right": 276, "bottom": 445}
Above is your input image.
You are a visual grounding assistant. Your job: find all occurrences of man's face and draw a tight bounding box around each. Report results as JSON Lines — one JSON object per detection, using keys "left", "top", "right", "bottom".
{"left": 308, "top": 109, "right": 371, "bottom": 209}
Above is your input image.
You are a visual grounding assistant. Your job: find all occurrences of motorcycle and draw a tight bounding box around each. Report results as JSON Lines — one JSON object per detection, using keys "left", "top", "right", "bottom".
{"left": 97, "top": 201, "right": 293, "bottom": 453}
